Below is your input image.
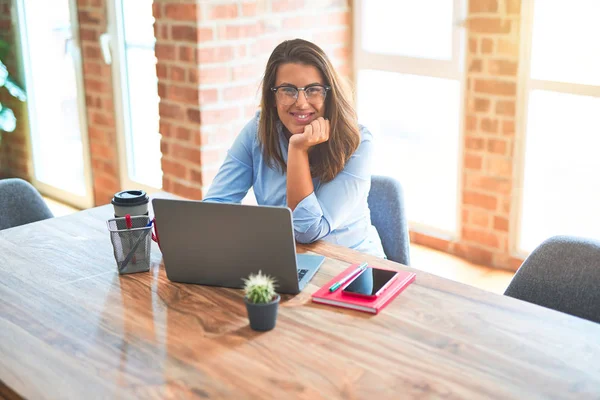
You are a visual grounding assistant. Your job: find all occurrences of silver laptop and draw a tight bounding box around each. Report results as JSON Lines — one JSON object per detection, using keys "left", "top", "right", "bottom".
{"left": 152, "top": 198, "right": 325, "bottom": 294}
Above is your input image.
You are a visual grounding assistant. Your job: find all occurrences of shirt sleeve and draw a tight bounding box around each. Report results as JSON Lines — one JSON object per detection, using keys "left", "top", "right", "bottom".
{"left": 202, "top": 118, "right": 256, "bottom": 204}
{"left": 292, "top": 126, "right": 374, "bottom": 243}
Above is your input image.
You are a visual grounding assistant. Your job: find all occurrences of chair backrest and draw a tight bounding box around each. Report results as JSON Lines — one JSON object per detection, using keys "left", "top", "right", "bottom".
{"left": 504, "top": 235, "right": 600, "bottom": 324}
{"left": 367, "top": 175, "right": 410, "bottom": 265}
{"left": 0, "top": 178, "right": 54, "bottom": 231}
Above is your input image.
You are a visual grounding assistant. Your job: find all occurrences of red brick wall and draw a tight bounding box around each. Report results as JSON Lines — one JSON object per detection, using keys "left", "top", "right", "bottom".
{"left": 0, "top": 0, "right": 31, "bottom": 179}
{"left": 152, "top": 0, "right": 203, "bottom": 199}
{"left": 154, "top": 0, "right": 352, "bottom": 199}
{"left": 411, "top": 0, "right": 524, "bottom": 270}
{"left": 77, "top": 0, "right": 121, "bottom": 205}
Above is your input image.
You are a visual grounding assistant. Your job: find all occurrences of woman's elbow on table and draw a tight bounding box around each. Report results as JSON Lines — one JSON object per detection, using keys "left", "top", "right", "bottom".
{"left": 293, "top": 219, "right": 330, "bottom": 244}
{"left": 294, "top": 231, "right": 318, "bottom": 244}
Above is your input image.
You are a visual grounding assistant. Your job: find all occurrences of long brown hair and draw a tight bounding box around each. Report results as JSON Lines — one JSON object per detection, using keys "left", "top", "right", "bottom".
{"left": 258, "top": 39, "right": 361, "bottom": 183}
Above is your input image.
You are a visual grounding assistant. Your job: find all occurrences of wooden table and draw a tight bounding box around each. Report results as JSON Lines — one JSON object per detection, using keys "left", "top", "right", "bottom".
{"left": 1, "top": 202, "right": 599, "bottom": 399}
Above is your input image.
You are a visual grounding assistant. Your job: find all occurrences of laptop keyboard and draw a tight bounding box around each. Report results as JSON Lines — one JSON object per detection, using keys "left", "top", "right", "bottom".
{"left": 297, "top": 268, "right": 309, "bottom": 281}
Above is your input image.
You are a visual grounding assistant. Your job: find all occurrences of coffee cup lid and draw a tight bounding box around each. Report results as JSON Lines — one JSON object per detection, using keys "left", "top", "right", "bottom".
{"left": 111, "top": 190, "right": 149, "bottom": 207}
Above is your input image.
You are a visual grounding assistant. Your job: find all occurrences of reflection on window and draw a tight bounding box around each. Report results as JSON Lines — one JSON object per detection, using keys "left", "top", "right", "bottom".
{"left": 530, "top": 0, "right": 600, "bottom": 86}
{"left": 357, "top": 70, "right": 460, "bottom": 234}
{"left": 520, "top": 91, "right": 600, "bottom": 251}
{"left": 22, "top": 0, "right": 87, "bottom": 196}
{"left": 361, "top": 0, "right": 454, "bottom": 60}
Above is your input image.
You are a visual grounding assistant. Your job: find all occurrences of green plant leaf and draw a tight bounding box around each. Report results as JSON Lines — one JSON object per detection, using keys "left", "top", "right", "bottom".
{"left": 0, "top": 59, "right": 26, "bottom": 101}
{"left": 0, "top": 103, "right": 17, "bottom": 132}
{"left": 0, "top": 59, "right": 7, "bottom": 86}
{"left": 0, "top": 39, "right": 24, "bottom": 135}
{"left": 4, "top": 76, "right": 26, "bottom": 101}
{"left": 0, "top": 39, "right": 9, "bottom": 61}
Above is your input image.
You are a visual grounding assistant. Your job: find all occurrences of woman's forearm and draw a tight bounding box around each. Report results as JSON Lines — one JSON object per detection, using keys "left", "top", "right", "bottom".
{"left": 286, "top": 145, "right": 314, "bottom": 211}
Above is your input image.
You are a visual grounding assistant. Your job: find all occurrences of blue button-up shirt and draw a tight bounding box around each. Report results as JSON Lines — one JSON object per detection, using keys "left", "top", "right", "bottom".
{"left": 203, "top": 112, "right": 386, "bottom": 259}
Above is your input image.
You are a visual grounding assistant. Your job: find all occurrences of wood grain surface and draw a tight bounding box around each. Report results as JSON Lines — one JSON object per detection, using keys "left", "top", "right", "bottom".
{"left": 1, "top": 198, "right": 599, "bottom": 399}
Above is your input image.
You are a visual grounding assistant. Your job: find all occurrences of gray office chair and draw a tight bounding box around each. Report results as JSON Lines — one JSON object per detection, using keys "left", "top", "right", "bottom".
{"left": 0, "top": 178, "right": 54, "bottom": 230}
{"left": 367, "top": 175, "right": 410, "bottom": 265}
{"left": 504, "top": 235, "right": 600, "bottom": 324}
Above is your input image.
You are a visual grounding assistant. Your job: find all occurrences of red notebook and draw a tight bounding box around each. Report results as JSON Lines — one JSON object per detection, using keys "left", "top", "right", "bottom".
{"left": 311, "top": 264, "right": 416, "bottom": 314}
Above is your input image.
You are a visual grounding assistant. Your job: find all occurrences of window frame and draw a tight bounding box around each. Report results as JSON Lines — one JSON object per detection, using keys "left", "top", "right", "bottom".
{"left": 106, "top": 0, "right": 162, "bottom": 194}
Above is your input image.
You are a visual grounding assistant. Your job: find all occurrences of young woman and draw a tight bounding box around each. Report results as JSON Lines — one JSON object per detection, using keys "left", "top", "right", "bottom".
{"left": 203, "top": 39, "right": 385, "bottom": 258}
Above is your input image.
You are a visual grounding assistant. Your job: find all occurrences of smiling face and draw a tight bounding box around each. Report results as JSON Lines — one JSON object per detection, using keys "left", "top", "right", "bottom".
{"left": 274, "top": 63, "right": 327, "bottom": 135}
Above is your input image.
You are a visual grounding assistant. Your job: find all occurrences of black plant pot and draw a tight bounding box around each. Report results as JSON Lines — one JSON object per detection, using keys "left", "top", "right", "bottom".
{"left": 244, "top": 294, "right": 280, "bottom": 331}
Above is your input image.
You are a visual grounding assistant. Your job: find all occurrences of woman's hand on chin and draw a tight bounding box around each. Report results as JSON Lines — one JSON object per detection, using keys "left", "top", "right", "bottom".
{"left": 289, "top": 117, "right": 330, "bottom": 151}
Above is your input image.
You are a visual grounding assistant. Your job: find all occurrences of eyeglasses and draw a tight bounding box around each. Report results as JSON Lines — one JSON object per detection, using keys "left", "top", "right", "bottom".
{"left": 271, "top": 84, "right": 331, "bottom": 106}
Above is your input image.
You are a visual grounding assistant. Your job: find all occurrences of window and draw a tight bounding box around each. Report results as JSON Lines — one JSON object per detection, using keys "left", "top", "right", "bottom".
{"left": 15, "top": 0, "right": 94, "bottom": 208}
{"left": 108, "top": 0, "right": 162, "bottom": 191}
{"left": 354, "top": 0, "right": 466, "bottom": 237}
{"left": 515, "top": 0, "right": 600, "bottom": 253}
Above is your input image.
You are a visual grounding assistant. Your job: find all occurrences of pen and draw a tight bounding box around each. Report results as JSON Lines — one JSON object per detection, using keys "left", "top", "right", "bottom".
{"left": 329, "top": 262, "right": 368, "bottom": 292}
{"left": 121, "top": 219, "right": 154, "bottom": 269}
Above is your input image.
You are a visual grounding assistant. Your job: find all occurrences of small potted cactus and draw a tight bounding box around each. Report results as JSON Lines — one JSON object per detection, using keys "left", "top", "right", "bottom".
{"left": 243, "top": 270, "right": 280, "bottom": 331}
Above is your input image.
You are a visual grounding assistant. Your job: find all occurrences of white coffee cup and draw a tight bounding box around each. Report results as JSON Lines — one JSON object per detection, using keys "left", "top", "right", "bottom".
{"left": 111, "top": 190, "right": 149, "bottom": 218}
